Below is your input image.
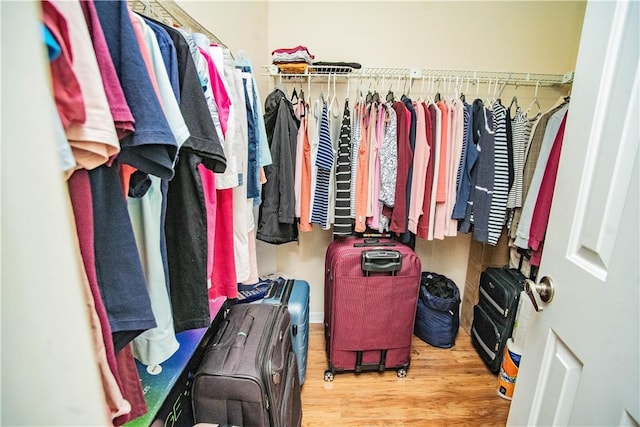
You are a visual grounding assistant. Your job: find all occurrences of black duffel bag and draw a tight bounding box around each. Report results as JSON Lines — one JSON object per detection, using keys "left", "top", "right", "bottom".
{"left": 414, "top": 272, "right": 460, "bottom": 348}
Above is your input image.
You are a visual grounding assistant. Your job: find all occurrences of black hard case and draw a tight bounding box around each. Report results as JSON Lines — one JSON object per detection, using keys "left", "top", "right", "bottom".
{"left": 471, "top": 267, "right": 526, "bottom": 373}
{"left": 191, "top": 303, "right": 302, "bottom": 427}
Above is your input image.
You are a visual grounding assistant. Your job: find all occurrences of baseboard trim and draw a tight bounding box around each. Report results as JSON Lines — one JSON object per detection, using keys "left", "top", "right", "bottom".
{"left": 310, "top": 312, "right": 323, "bottom": 324}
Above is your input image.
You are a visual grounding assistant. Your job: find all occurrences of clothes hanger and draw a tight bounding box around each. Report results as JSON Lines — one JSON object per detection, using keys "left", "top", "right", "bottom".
{"left": 434, "top": 77, "right": 441, "bottom": 103}
{"left": 291, "top": 86, "right": 299, "bottom": 105}
{"left": 495, "top": 78, "right": 507, "bottom": 105}
{"left": 486, "top": 78, "right": 493, "bottom": 106}
{"left": 386, "top": 75, "right": 397, "bottom": 103}
{"left": 329, "top": 73, "right": 340, "bottom": 117}
{"left": 460, "top": 76, "right": 469, "bottom": 103}
{"left": 424, "top": 75, "right": 434, "bottom": 104}
{"left": 416, "top": 76, "right": 425, "bottom": 102}
{"left": 346, "top": 76, "right": 350, "bottom": 103}
{"left": 525, "top": 80, "right": 543, "bottom": 119}
{"left": 372, "top": 77, "right": 380, "bottom": 104}
{"left": 509, "top": 83, "right": 519, "bottom": 114}
{"left": 407, "top": 76, "right": 414, "bottom": 98}
{"left": 275, "top": 74, "right": 289, "bottom": 99}
{"left": 366, "top": 78, "right": 374, "bottom": 104}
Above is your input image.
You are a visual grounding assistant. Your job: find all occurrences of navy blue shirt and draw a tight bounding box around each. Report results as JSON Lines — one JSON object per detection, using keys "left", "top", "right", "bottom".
{"left": 89, "top": 163, "right": 157, "bottom": 352}
{"left": 93, "top": 0, "right": 178, "bottom": 180}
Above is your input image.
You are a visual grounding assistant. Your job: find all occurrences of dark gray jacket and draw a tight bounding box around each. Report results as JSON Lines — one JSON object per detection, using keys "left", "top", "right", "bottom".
{"left": 257, "top": 89, "right": 300, "bottom": 244}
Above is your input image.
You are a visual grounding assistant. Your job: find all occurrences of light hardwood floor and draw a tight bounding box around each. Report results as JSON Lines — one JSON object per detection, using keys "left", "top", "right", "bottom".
{"left": 301, "top": 324, "right": 511, "bottom": 426}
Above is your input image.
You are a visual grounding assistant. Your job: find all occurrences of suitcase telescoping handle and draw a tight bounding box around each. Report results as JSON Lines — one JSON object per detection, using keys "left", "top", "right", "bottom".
{"left": 361, "top": 250, "right": 403, "bottom": 276}
{"left": 353, "top": 237, "right": 396, "bottom": 247}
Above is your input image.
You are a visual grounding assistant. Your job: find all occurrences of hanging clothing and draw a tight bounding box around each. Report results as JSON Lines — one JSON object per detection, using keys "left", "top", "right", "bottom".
{"left": 388, "top": 101, "right": 412, "bottom": 235}
{"left": 371, "top": 104, "right": 387, "bottom": 231}
{"left": 128, "top": 175, "right": 179, "bottom": 367}
{"left": 507, "top": 106, "right": 532, "bottom": 209}
{"left": 257, "top": 89, "right": 300, "bottom": 243}
{"left": 158, "top": 18, "right": 228, "bottom": 332}
{"left": 53, "top": 0, "right": 122, "bottom": 171}
{"left": 333, "top": 99, "right": 353, "bottom": 236}
{"left": 67, "top": 169, "right": 130, "bottom": 421}
{"left": 211, "top": 187, "right": 237, "bottom": 297}
{"left": 446, "top": 100, "right": 465, "bottom": 236}
{"left": 43, "top": 0, "right": 86, "bottom": 131}
{"left": 88, "top": 163, "right": 157, "bottom": 351}
{"left": 354, "top": 103, "right": 370, "bottom": 233}
{"left": 350, "top": 99, "right": 364, "bottom": 219}
{"left": 416, "top": 102, "right": 435, "bottom": 239}
{"left": 365, "top": 103, "right": 380, "bottom": 227}
{"left": 529, "top": 113, "right": 568, "bottom": 265}
{"left": 241, "top": 74, "right": 260, "bottom": 200}
{"left": 515, "top": 103, "right": 569, "bottom": 248}
{"left": 228, "top": 62, "right": 251, "bottom": 283}
{"left": 452, "top": 102, "right": 477, "bottom": 220}
{"left": 487, "top": 100, "right": 510, "bottom": 245}
{"left": 460, "top": 100, "right": 495, "bottom": 243}
{"left": 379, "top": 104, "right": 398, "bottom": 208}
{"left": 327, "top": 100, "right": 341, "bottom": 228}
{"left": 294, "top": 100, "right": 306, "bottom": 218}
{"left": 95, "top": 1, "right": 187, "bottom": 178}
{"left": 426, "top": 102, "right": 442, "bottom": 240}
{"left": 509, "top": 101, "right": 567, "bottom": 239}
{"left": 408, "top": 101, "right": 429, "bottom": 234}
{"left": 298, "top": 101, "right": 313, "bottom": 232}
{"left": 310, "top": 102, "right": 334, "bottom": 229}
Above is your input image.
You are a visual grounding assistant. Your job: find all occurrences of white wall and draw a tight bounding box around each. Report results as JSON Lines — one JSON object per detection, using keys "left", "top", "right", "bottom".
{"left": 1, "top": 2, "right": 108, "bottom": 425}
{"left": 183, "top": 0, "right": 586, "bottom": 320}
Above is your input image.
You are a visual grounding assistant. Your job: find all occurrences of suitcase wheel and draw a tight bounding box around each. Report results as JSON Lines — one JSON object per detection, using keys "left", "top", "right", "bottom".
{"left": 397, "top": 368, "right": 407, "bottom": 378}
{"left": 324, "top": 370, "right": 334, "bottom": 382}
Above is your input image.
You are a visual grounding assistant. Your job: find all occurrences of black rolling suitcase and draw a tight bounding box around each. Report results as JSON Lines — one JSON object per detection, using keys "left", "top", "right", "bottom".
{"left": 191, "top": 303, "right": 302, "bottom": 427}
{"left": 471, "top": 267, "right": 526, "bottom": 373}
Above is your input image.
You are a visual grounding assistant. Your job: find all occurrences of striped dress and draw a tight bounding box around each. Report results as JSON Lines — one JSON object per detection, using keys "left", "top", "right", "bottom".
{"left": 507, "top": 106, "right": 531, "bottom": 209}
{"left": 487, "top": 101, "right": 510, "bottom": 245}
{"left": 333, "top": 100, "right": 352, "bottom": 236}
{"left": 310, "top": 103, "right": 334, "bottom": 228}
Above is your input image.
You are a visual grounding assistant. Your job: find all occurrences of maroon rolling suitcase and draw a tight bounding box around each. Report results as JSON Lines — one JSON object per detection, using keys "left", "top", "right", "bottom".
{"left": 323, "top": 237, "right": 422, "bottom": 381}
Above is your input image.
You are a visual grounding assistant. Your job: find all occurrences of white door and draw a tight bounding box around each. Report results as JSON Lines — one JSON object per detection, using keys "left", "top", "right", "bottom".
{"left": 507, "top": 1, "right": 639, "bottom": 426}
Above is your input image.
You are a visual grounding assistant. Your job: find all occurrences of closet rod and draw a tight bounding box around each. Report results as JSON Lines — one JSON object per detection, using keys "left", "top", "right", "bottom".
{"left": 128, "top": 0, "right": 227, "bottom": 48}
{"left": 266, "top": 65, "right": 573, "bottom": 87}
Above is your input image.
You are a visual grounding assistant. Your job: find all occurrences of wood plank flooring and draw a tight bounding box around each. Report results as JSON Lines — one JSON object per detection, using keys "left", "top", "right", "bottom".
{"left": 301, "top": 324, "right": 511, "bottom": 426}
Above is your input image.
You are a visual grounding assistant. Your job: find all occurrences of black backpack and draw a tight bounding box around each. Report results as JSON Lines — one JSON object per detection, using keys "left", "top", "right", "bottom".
{"left": 414, "top": 272, "right": 461, "bottom": 348}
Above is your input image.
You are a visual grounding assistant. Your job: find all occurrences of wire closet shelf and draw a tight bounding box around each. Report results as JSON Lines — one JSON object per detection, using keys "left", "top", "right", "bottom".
{"left": 266, "top": 65, "right": 573, "bottom": 88}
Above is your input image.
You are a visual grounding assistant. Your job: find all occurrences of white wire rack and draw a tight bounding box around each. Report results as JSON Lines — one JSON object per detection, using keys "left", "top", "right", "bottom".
{"left": 265, "top": 65, "right": 573, "bottom": 87}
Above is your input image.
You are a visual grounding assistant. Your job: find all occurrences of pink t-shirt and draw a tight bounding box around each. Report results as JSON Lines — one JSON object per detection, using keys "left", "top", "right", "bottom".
{"left": 408, "top": 102, "right": 430, "bottom": 234}
{"left": 53, "top": 0, "right": 120, "bottom": 170}
{"left": 199, "top": 47, "right": 231, "bottom": 138}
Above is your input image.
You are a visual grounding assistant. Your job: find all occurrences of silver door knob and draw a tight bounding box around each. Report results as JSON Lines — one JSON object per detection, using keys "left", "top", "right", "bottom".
{"left": 524, "top": 276, "right": 555, "bottom": 312}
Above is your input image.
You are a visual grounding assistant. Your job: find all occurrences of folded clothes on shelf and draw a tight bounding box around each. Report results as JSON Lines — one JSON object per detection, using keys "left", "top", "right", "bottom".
{"left": 272, "top": 45, "right": 315, "bottom": 64}
{"left": 274, "top": 62, "right": 309, "bottom": 74}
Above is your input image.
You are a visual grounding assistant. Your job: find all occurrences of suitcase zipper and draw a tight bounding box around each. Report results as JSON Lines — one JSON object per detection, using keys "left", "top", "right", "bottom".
{"left": 480, "top": 286, "right": 508, "bottom": 318}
